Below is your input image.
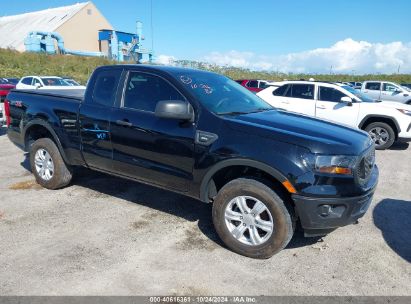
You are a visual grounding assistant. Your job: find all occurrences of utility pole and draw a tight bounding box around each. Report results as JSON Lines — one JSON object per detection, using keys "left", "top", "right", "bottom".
{"left": 150, "top": 0, "right": 154, "bottom": 52}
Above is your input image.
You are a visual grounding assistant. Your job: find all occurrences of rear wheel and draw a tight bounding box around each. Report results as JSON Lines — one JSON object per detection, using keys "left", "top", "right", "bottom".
{"left": 30, "top": 138, "right": 73, "bottom": 189}
{"left": 212, "top": 178, "right": 294, "bottom": 259}
{"left": 365, "top": 122, "right": 395, "bottom": 150}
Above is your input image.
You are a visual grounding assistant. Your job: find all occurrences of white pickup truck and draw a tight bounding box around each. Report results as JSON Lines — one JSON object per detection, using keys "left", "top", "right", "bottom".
{"left": 257, "top": 80, "right": 411, "bottom": 149}
{"left": 361, "top": 81, "right": 411, "bottom": 104}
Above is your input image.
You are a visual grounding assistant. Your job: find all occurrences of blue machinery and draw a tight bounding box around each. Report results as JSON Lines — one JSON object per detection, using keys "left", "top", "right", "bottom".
{"left": 24, "top": 21, "right": 153, "bottom": 63}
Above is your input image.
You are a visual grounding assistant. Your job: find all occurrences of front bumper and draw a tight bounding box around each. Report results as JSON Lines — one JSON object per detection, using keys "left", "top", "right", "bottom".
{"left": 397, "top": 122, "right": 411, "bottom": 141}
{"left": 292, "top": 188, "right": 376, "bottom": 237}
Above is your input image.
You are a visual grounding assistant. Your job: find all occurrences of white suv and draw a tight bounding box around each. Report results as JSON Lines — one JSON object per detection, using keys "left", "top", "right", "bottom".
{"left": 16, "top": 76, "right": 86, "bottom": 90}
{"left": 257, "top": 81, "right": 411, "bottom": 149}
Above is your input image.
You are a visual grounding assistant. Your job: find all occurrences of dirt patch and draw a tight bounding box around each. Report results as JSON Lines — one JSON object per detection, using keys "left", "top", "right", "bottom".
{"left": 131, "top": 220, "right": 149, "bottom": 230}
{"left": 9, "top": 180, "right": 43, "bottom": 190}
{"left": 171, "top": 285, "right": 210, "bottom": 296}
{"left": 176, "top": 226, "right": 217, "bottom": 252}
{"left": 57, "top": 244, "right": 108, "bottom": 273}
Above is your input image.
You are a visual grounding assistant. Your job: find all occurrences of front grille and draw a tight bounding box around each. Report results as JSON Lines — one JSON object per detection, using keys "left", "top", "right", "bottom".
{"left": 354, "top": 147, "right": 375, "bottom": 186}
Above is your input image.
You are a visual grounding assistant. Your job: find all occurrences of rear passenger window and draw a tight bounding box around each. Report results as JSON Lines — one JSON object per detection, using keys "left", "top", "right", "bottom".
{"left": 21, "top": 77, "right": 33, "bottom": 85}
{"left": 290, "top": 84, "right": 314, "bottom": 100}
{"left": 123, "top": 72, "right": 184, "bottom": 112}
{"left": 247, "top": 80, "right": 258, "bottom": 88}
{"left": 273, "top": 84, "right": 289, "bottom": 96}
{"left": 365, "top": 82, "right": 381, "bottom": 90}
{"left": 319, "top": 87, "right": 347, "bottom": 102}
{"left": 92, "top": 69, "right": 121, "bottom": 106}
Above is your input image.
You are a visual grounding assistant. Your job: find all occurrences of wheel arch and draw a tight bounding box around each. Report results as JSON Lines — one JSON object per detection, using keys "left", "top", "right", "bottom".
{"left": 199, "top": 159, "right": 292, "bottom": 203}
{"left": 358, "top": 115, "right": 400, "bottom": 139}
{"left": 23, "top": 119, "right": 69, "bottom": 163}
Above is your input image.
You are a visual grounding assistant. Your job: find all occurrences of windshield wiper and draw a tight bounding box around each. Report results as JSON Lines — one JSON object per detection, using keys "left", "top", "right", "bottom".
{"left": 218, "top": 111, "right": 250, "bottom": 116}
{"left": 248, "top": 107, "right": 274, "bottom": 113}
{"left": 218, "top": 108, "right": 274, "bottom": 116}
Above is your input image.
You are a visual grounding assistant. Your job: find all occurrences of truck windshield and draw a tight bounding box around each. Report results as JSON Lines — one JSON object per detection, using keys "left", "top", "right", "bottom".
{"left": 175, "top": 71, "right": 274, "bottom": 115}
{"left": 342, "top": 85, "right": 375, "bottom": 103}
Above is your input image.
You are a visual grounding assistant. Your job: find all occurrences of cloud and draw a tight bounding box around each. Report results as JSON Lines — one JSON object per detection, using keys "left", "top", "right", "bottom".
{"left": 155, "top": 54, "right": 176, "bottom": 65}
{"left": 204, "top": 50, "right": 275, "bottom": 71}
{"left": 202, "top": 39, "right": 411, "bottom": 74}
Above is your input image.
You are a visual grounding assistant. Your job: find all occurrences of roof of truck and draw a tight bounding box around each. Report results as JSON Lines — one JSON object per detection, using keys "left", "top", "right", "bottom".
{"left": 98, "top": 64, "right": 219, "bottom": 76}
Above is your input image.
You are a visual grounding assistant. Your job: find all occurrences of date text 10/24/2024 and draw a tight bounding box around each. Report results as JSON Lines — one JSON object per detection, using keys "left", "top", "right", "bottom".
{"left": 149, "top": 296, "right": 257, "bottom": 303}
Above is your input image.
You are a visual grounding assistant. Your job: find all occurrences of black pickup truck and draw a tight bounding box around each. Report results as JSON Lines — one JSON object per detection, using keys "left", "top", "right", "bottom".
{"left": 5, "top": 65, "right": 378, "bottom": 258}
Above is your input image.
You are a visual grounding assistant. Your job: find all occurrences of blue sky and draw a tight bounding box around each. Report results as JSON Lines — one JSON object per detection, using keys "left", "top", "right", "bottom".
{"left": 2, "top": 0, "right": 411, "bottom": 73}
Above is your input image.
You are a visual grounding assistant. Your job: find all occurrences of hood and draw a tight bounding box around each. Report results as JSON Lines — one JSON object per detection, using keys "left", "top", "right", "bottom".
{"left": 223, "top": 110, "right": 372, "bottom": 155}
{"left": 377, "top": 101, "right": 411, "bottom": 110}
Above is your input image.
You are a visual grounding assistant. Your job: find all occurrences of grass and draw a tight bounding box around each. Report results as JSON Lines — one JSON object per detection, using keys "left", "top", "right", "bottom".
{"left": 1, "top": 48, "right": 411, "bottom": 84}
{"left": 0, "top": 48, "right": 115, "bottom": 84}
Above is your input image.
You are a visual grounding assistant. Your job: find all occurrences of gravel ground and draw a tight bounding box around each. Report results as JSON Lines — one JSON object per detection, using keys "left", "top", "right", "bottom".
{"left": 0, "top": 126, "right": 410, "bottom": 296}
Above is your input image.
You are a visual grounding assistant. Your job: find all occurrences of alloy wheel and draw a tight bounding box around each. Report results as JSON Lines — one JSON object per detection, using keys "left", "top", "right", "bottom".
{"left": 224, "top": 196, "right": 274, "bottom": 246}
{"left": 368, "top": 127, "right": 389, "bottom": 147}
{"left": 34, "top": 148, "right": 54, "bottom": 181}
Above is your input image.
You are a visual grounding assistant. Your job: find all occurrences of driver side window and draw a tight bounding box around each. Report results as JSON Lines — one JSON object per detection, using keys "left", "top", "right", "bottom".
{"left": 123, "top": 72, "right": 184, "bottom": 112}
{"left": 383, "top": 83, "right": 400, "bottom": 92}
{"left": 319, "top": 87, "right": 347, "bottom": 102}
{"left": 32, "top": 78, "right": 41, "bottom": 86}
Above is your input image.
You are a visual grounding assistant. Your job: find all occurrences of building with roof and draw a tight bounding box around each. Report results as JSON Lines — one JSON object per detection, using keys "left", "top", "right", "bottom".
{"left": 0, "top": 2, "right": 113, "bottom": 53}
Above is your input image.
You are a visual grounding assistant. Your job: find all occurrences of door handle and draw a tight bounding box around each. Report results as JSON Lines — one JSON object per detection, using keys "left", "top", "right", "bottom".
{"left": 280, "top": 101, "right": 290, "bottom": 104}
{"left": 316, "top": 106, "right": 326, "bottom": 109}
{"left": 116, "top": 119, "right": 133, "bottom": 127}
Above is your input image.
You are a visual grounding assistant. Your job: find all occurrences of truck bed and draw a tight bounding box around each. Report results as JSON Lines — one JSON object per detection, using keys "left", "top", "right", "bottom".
{"left": 11, "top": 89, "right": 85, "bottom": 101}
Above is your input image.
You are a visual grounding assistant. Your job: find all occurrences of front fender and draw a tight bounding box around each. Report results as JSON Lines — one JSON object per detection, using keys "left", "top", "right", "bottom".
{"left": 199, "top": 158, "right": 290, "bottom": 202}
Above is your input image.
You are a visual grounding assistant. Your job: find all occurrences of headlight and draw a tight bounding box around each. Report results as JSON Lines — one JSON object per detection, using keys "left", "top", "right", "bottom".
{"left": 301, "top": 152, "right": 357, "bottom": 175}
{"left": 397, "top": 108, "right": 411, "bottom": 116}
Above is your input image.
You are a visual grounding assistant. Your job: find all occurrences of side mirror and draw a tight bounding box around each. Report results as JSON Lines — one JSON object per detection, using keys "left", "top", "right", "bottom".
{"left": 155, "top": 100, "right": 194, "bottom": 122}
{"left": 34, "top": 83, "right": 42, "bottom": 89}
{"left": 340, "top": 96, "right": 353, "bottom": 106}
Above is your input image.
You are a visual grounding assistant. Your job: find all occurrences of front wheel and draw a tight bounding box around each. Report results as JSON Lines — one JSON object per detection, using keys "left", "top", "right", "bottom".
{"left": 365, "top": 122, "right": 395, "bottom": 150}
{"left": 30, "top": 138, "right": 73, "bottom": 189}
{"left": 212, "top": 178, "right": 294, "bottom": 259}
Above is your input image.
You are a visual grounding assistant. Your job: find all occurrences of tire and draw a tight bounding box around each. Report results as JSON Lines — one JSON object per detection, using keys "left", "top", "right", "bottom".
{"left": 29, "top": 138, "right": 73, "bottom": 189}
{"left": 212, "top": 178, "right": 294, "bottom": 259}
{"left": 365, "top": 122, "right": 395, "bottom": 150}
